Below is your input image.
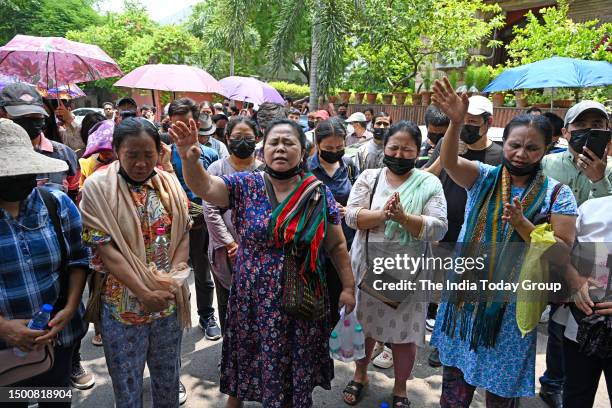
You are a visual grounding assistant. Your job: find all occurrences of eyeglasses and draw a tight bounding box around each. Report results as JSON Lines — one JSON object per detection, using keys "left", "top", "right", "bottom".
{"left": 229, "top": 134, "right": 256, "bottom": 142}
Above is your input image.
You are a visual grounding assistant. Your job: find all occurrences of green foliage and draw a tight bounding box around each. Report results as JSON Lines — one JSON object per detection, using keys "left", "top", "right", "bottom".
{"left": 582, "top": 86, "right": 612, "bottom": 104}
{"left": 352, "top": 0, "right": 504, "bottom": 92}
{"left": 0, "top": 0, "right": 100, "bottom": 45}
{"left": 506, "top": 0, "right": 612, "bottom": 66}
{"left": 464, "top": 66, "right": 476, "bottom": 89}
{"left": 269, "top": 81, "right": 310, "bottom": 99}
{"left": 471, "top": 65, "right": 491, "bottom": 91}
{"left": 447, "top": 70, "right": 460, "bottom": 90}
{"left": 526, "top": 91, "right": 549, "bottom": 105}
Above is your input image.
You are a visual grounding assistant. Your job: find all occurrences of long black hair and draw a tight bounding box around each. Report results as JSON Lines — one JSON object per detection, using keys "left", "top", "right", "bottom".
{"left": 112, "top": 117, "right": 161, "bottom": 152}
{"left": 80, "top": 111, "right": 106, "bottom": 146}
{"left": 383, "top": 120, "right": 422, "bottom": 148}
{"left": 314, "top": 117, "right": 346, "bottom": 144}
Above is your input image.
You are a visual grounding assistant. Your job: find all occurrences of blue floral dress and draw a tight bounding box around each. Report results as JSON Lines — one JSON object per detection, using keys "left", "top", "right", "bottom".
{"left": 431, "top": 162, "right": 578, "bottom": 398}
{"left": 219, "top": 172, "right": 341, "bottom": 407}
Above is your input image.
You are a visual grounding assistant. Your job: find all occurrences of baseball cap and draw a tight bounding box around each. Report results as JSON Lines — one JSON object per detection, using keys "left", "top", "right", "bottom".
{"left": 314, "top": 110, "right": 330, "bottom": 121}
{"left": 198, "top": 114, "right": 216, "bottom": 137}
{"left": 116, "top": 96, "right": 137, "bottom": 108}
{"left": 467, "top": 95, "right": 493, "bottom": 116}
{"left": 213, "top": 102, "right": 224, "bottom": 110}
{"left": 345, "top": 112, "right": 367, "bottom": 123}
{"left": 564, "top": 100, "right": 609, "bottom": 127}
{"left": 0, "top": 83, "right": 48, "bottom": 117}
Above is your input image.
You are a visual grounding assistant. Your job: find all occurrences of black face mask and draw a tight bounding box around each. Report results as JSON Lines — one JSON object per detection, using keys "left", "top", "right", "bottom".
{"left": 569, "top": 128, "right": 590, "bottom": 154}
{"left": 12, "top": 117, "right": 46, "bottom": 140}
{"left": 0, "top": 174, "right": 37, "bottom": 202}
{"left": 307, "top": 120, "right": 316, "bottom": 130}
{"left": 383, "top": 155, "right": 416, "bottom": 175}
{"left": 460, "top": 124, "right": 482, "bottom": 145}
{"left": 502, "top": 156, "right": 541, "bottom": 177}
{"left": 229, "top": 138, "right": 256, "bottom": 159}
{"left": 264, "top": 164, "right": 302, "bottom": 180}
{"left": 319, "top": 149, "right": 344, "bottom": 164}
{"left": 216, "top": 127, "right": 225, "bottom": 139}
{"left": 373, "top": 127, "right": 387, "bottom": 141}
{"left": 338, "top": 112, "right": 347, "bottom": 120}
{"left": 118, "top": 167, "right": 156, "bottom": 186}
{"left": 428, "top": 132, "right": 444, "bottom": 145}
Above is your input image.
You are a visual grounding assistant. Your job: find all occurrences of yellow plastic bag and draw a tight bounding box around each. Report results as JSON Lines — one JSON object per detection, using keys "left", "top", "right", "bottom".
{"left": 516, "top": 223, "right": 556, "bottom": 337}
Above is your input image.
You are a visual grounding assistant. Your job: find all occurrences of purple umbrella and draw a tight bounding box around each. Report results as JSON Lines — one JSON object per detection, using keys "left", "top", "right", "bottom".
{"left": 0, "top": 74, "right": 85, "bottom": 99}
{"left": 0, "top": 35, "right": 122, "bottom": 89}
{"left": 114, "top": 64, "right": 225, "bottom": 94}
{"left": 219, "top": 76, "right": 284, "bottom": 105}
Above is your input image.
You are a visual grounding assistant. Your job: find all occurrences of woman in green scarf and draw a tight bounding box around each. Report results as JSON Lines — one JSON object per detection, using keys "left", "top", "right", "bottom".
{"left": 430, "top": 77, "right": 578, "bottom": 406}
{"left": 343, "top": 121, "right": 448, "bottom": 407}
{"left": 170, "top": 118, "right": 356, "bottom": 408}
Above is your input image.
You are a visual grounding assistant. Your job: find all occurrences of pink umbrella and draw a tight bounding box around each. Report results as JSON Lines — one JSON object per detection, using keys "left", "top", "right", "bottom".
{"left": 0, "top": 35, "right": 122, "bottom": 88}
{"left": 114, "top": 64, "right": 225, "bottom": 94}
{"left": 219, "top": 76, "right": 284, "bottom": 105}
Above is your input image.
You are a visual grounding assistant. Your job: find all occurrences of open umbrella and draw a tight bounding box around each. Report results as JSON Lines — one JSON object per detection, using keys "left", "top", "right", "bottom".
{"left": 0, "top": 74, "right": 85, "bottom": 99}
{"left": 0, "top": 35, "right": 122, "bottom": 89}
{"left": 114, "top": 64, "right": 225, "bottom": 95}
{"left": 219, "top": 76, "right": 284, "bottom": 105}
{"left": 484, "top": 57, "right": 612, "bottom": 92}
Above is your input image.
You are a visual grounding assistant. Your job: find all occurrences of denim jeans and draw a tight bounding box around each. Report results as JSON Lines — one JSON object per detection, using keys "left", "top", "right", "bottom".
{"left": 539, "top": 304, "right": 565, "bottom": 392}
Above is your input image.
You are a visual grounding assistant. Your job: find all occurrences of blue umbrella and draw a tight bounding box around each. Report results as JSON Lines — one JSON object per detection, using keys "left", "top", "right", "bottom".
{"left": 484, "top": 57, "right": 612, "bottom": 92}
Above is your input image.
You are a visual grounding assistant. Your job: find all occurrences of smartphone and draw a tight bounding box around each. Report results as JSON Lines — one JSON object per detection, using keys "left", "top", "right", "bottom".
{"left": 585, "top": 129, "right": 611, "bottom": 159}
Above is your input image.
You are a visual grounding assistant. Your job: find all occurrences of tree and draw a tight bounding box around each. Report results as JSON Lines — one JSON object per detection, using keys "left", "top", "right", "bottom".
{"left": 505, "top": 0, "right": 612, "bottom": 66}
{"left": 0, "top": 0, "right": 100, "bottom": 45}
{"left": 353, "top": 0, "right": 504, "bottom": 91}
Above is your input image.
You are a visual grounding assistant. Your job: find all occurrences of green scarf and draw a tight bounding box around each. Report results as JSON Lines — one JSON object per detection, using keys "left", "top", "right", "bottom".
{"left": 384, "top": 169, "right": 444, "bottom": 244}
{"left": 442, "top": 165, "right": 548, "bottom": 350}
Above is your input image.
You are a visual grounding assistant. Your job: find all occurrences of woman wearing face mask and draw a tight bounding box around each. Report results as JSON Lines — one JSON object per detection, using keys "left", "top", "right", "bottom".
{"left": 171, "top": 118, "right": 356, "bottom": 408}
{"left": 79, "top": 118, "right": 191, "bottom": 407}
{"left": 354, "top": 112, "right": 392, "bottom": 172}
{"left": 342, "top": 121, "right": 448, "bottom": 407}
{"left": 202, "top": 117, "right": 261, "bottom": 333}
{"left": 430, "top": 78, "right": 578, "bottom": 406}
{"left": 308, "top": 118, "right": 359, "bottom": 326}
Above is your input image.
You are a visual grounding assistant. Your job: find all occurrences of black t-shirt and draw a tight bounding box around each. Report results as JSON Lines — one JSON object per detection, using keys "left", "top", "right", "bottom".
{"left": 425, "top": 140, "right": 503, "bottom": 242}
{"left": 417, "top": 140, "right": 436, "bottom": 168}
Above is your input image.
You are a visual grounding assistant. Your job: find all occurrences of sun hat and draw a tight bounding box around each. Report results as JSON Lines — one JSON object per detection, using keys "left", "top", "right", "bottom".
{"left": 0, "top": 118, "right": 67, "bottom": 177}
{"left": 82, "top": 119, "right": 114, "bottom": 158}
{"left": 345, "top": 112, "right": 367, "bottom": 123}
{"left": 198, "top": 114, "right": 216, "bottom": 137}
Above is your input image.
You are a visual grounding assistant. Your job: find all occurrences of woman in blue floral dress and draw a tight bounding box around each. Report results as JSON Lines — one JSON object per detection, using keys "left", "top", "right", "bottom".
{"left": 170, "top": 118, "right": 357, "bottom": 408}
{"left": 430, "top": 78, "right": 578, "bottom": 406}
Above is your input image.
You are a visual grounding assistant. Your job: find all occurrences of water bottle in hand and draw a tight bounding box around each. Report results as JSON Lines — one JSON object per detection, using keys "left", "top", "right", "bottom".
{"left": 353, "top": 323, "right": 365, "bottom": 359}
{"left": 14, "top": 304, "right": 53, "bottom": 357}
{"left": 153, "top": 227, "right": 170, "bottom": 273}
{"left": 340, "top": 318, "right": 355, "bottom": 359}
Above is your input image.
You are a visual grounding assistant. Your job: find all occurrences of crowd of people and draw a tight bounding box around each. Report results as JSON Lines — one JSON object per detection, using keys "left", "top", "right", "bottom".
{"left": 0, "top": 77, "right": 610, "bottom": 408}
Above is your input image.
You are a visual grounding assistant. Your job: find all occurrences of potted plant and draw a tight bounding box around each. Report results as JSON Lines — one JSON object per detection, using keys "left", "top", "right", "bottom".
{"left": 448, "top": 70, "right": 460, "bottom": 91}
{"left": 366, "top": 91, "right": 378, "bottom": 104}
{"left": 473, "top": 66, "right": 491, "bottom": 94}
{"left": 553, "top": 88, "right": 574, "bottom": 108}
{"left": 393, "top": 88, "right": 409, "bottom": 105}
{"left": 355, "top": 91, "right": 365, "bottom": 104}
{"left": 492, "top": 92, "right": 505, "bottom": 107}
{"left": 382, "top": 85, "right": 393, "bottom": 105}
{"left": 526, "top": 91, "right": 549, "bottom": 108}
{"left": 339, "top": 90, "right": 351, "bottom": 104}
{"left": 419, "top": 68, "right": 433, "bottom": 106}
{"left": 464, "top": 66, "right": 476, "bottom": 96}
{"left": 515, "top": 90, "right": 528, "bottom": 108}
{"left": 328, "top": 93, "right": 338, "bottom": 104}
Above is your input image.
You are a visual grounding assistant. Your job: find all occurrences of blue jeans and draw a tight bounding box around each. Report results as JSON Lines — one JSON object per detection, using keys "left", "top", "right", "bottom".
{"left": 101, "top": 305, "right": 182, "bottom": 408}
{"left": 539, "top": 304, "right": 565, "bottom": 392}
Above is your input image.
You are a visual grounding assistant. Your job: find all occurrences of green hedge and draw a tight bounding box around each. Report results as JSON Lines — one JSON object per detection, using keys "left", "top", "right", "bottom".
{"left": 268, "top": 81, "right": 310, "bottom": 99}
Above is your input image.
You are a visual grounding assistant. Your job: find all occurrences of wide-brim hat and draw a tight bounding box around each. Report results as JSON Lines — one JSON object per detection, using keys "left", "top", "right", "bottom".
{"left": 199, "top": 114, "right": 217, "bottom": 137}
{"left": 0, "top": 119, "right": 67, "bottom": 177}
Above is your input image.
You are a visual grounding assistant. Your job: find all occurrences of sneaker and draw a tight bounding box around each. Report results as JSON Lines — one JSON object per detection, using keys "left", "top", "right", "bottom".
{"left": 540, "top": 305, "right": 551, "bottom": 324}
{"left": 179, "top": 381, "right": 187, "bottom": 405}
{"left": 371, "top": 341, "right": 384, "bottom": 360}
{"left": 200, "top": 316, "right": 222, "bottom": 341}
{"left": 91, "top": 333, "right": 103, "bottom": 347}
{"left": 70, "top": 362, "right": 95, "bottom": 390}
{"left": 427, "top": 348, "right": 442, "bottom": 368}
{"left": 425, "top": 318, "right": 436, "bottom": 332}
{"left": 372, "top": 346, "right": 393, "bottom": 369}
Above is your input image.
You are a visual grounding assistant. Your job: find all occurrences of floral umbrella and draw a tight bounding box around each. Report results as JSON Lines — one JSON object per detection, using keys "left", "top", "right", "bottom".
{"left": 0, "top": 74, "right": 86, "bottom": 99}
{"left": 0, "top": 35, "right": 122, "bottom": 89}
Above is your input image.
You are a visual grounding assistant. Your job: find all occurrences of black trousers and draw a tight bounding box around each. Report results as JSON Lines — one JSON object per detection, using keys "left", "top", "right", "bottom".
{"left": 189, "top": 226, "right": 215, "bottom": 323}
{"left": 7, "top": 344, "right": 75, "bottom": 408}
{"left": 211, "top": 272, "right": 229, "bottom": 333}
{"left": 563, "top": 337, "right": 612, "bottom": 408}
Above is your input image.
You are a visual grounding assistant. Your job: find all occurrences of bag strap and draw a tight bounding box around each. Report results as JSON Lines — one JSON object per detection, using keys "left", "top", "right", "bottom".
{"left": 364, "top": 169, "right": 383, "bottom": 276}
{"left": 544, "top": 182, "right": 564, "bottom": 224}
{"left": 37, "top": 187, "right": 69, "bottom": 312}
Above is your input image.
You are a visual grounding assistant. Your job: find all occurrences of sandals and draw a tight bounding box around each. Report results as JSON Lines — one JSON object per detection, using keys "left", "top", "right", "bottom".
{"left": 91, "top": 334, "right": 103, "bottom": 347}
{"left": 392, "top": 395, "right": 411, "bottom": 408}
{"left": 343, "top": 380, "right": 367, "bottom": 406}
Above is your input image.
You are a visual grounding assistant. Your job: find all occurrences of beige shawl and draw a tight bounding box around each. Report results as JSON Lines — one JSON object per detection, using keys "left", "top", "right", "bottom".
{"left": 80, "top": 160, "right": 192, "bottom": 329}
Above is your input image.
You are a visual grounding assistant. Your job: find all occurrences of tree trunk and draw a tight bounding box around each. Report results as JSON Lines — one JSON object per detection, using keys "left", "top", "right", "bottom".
{"left": 230, "top": 49, "right": 235, "bottom": 76}
{"left": 308, "top": 4, "right": 320, "bottom": 110}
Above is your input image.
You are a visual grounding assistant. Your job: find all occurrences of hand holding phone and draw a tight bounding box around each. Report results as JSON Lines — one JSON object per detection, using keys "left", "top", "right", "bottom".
{"left": 585, "top": 129, "right": 611, "bottom": 159}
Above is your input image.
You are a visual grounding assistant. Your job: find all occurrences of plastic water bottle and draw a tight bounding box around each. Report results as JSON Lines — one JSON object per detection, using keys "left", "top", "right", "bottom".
{"left": 353, "top": 323, "right": 365, "bottom": 358}
{"left": 329, "top": 330, "right": 340, "bottom": 355}
{"left": 152, "top": 227, "right": 170, "bottom": 273}
{"left": 14, "top": 304, "right": 53, "bottom": 357}
{"left": 340, "top": 318, "right": 354, "bottom": 359}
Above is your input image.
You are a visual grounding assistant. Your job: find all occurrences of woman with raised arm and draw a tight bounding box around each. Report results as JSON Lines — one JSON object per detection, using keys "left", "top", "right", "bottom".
{"left": 171, "top": 118, "right": 356, "bottom": 408}
{"left": 430, "top": 78, "right": 579, "bottom": 406}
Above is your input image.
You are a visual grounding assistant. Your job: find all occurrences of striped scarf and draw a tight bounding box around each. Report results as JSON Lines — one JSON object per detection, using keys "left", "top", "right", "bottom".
{"left": 442, "top": 165, "right": 548, "bottom": 350}
{"left": 268, "top": 173, "right": 328, "bottom": 301}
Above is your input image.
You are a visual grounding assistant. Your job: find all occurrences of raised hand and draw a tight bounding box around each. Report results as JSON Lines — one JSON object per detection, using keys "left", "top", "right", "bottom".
{"left": 169, "top": 119, "right": 200, "bottom": 163}
{"left": 432, "top": 77, "right": 469, "bottom": 124}
{"left": 502, "top": 196, "right": 527, "bottom": 228}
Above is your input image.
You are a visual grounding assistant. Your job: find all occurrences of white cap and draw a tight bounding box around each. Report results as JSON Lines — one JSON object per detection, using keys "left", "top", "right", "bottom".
{"left": 564, "top": 100, "right": 609, "bottom": 127}
{"left": 467, "top": 95, "right": 493, "bottom": 116}
{"left": 346, "top": 112, "right": 367, "bottom": 123}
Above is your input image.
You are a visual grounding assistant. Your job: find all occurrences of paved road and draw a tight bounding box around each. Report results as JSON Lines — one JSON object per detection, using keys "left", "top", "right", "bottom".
{"left": 72, "top": 277, "right": 609, "bottom": 407}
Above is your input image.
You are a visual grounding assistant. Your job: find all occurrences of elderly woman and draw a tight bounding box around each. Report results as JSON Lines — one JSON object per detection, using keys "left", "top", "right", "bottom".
{"left": 171, "top": 118, "right": 356, "bottom": 408}
{"left": 430, "top": 78, "right": 578, "bottom": 407}
{"left": 80, "top": 118, "right": 191, "bottom": 407}
{"left": 203, "top": 116, "right": 262, "bottom": 332}
{"left": 342, "top": 120, "right": 448, "bottom": 407}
